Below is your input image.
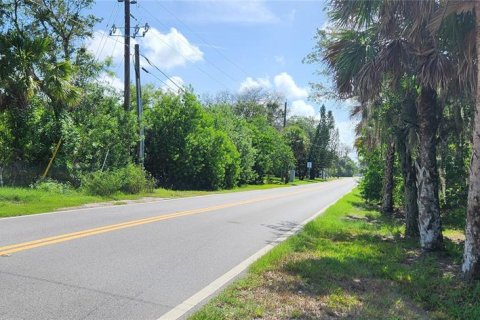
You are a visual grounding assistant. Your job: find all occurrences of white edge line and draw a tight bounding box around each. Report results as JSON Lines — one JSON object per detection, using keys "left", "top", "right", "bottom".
{"left": 0, "top": 180, "right": 342, "bottom": 221}
{"left": 156, "top": 196, "right": 345, "bottom": 320}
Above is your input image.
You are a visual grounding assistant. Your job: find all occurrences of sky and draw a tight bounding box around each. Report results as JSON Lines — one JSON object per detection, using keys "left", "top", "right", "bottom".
{"left": 86, "top": 0, "right": 358, "bottom": 158}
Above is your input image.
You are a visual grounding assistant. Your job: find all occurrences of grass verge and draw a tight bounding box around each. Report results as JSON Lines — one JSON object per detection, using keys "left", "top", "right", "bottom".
{"left": 0, "top": 178, "right": 324, "bottom": 218}
{"left": 190, "top": 189, "right": 480, "bottom": 320}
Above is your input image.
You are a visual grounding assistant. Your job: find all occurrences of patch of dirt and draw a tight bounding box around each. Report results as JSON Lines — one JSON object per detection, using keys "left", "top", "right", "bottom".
{"left": 240, "top": 252, "right": 429, "bottom": 319}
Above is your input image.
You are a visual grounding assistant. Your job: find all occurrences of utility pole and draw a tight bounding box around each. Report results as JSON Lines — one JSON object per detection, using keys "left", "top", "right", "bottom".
{"left": 123, "top": 0, "right": 131, "bottom": 111}
{"left": 283, "top": 100, "right": 287, "bottom": 128}
{"left": 134, "top": 44, "right": 145, "bottom": 165}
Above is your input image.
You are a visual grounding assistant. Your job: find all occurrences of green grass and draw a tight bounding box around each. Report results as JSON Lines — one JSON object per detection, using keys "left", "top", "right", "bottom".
{"left": 191, "top": 189, "right": 480, "bottom": 320}
{"left": 0, "top": 178, "right": 325, "bottom": 218}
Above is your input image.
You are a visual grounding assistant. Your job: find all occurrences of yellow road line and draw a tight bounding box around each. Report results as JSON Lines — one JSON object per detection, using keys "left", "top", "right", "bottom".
{"left": 0, "top": 187, "right": 315, "bottom": 256}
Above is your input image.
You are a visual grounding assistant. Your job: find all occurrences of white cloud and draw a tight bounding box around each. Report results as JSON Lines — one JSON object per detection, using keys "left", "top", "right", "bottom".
{"left": 188, "top": 1, "right": 278, "bottom": 25}
{"left": 238, "top": 76, "right": 271, "bottom": 93}
{"left": 98, "top": 72, "right": 123, "bottom": 92}
{"left": 141, "top": 27, "right": 203, "bottom": 70}
{"left": 86, "top": 29, "right": 126, "bottom": 64}
{"left": 290, "top": 100, "right": 316, "bottom": 117}
{"left": 274, "top": 72, "right": 308, "bottom": 100}
{"left": 161, "top": 76, "right": 185, "bottom": 94}
{"left": 86, "top": 27, "right": 203, "bottom": 70}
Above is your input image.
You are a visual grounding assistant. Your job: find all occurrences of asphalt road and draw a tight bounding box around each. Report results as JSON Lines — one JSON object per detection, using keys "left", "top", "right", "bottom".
{"left": 0, "top": 178, "right": 356, "bottom": 320}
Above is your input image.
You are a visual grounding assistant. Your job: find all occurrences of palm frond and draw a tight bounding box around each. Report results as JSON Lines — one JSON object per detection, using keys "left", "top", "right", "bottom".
{"left": 417, "top": 49, "right": 453, "bottom": 91}
{"left": 429, "top": 0, "right": 475, "bottom": 33}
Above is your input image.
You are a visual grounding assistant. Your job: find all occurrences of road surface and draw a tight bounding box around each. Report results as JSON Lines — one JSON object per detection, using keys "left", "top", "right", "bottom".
{"left": 0, "top": 178, "right": 356, "bottom": 320}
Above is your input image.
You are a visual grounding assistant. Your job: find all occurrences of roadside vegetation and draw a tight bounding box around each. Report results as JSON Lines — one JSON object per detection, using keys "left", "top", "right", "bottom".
{"left": 192, "top": 190, "right": 479, "bottom": 320}
{"left": 304, "top": 1, "right": 480, "bottom": 280}
{"left": 0, "top": 0, "right": 356, "bottom": 217}
{"left": 0, "top": 177, "right": 326, "bottom": 218}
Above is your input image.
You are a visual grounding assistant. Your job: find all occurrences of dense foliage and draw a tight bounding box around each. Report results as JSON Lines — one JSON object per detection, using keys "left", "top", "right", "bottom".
{"left": 307, "top": 0, "right": 480, "bottom": 279}
{"left": 0, "top": 0, "right": 357, "bottom": 194}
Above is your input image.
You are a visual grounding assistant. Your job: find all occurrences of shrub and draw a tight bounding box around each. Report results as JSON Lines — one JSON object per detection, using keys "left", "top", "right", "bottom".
{"left": 81, "top": 165, "right": 155, "bottom": 196}
{"left": 359, "top": 148, "right": 383, "bottom": 203}
{"left": 118, "top": 164, "right": 156, "bottom": 194}
{"left": 81, "top": 170, "right": 122, "bottom": 196}
{"left": 31, "top": 178, "right": 72, "bottom": 194}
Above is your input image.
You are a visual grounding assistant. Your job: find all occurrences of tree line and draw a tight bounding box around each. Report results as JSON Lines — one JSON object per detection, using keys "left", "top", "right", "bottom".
{"left": 306, "top": 0, "right": 480, "bottom": 280}
{"left": 0, "top": 1, "right": 356, "bottom": 193}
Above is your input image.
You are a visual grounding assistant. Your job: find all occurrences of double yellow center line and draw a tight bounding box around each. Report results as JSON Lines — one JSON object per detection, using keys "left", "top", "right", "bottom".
{"left": 0, "top": 188, "right": 314, "bottom": 256}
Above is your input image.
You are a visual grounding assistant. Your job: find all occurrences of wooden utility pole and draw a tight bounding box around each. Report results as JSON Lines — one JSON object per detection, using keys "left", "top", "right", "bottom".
{"left": 283, "top": 101, "right": 287, "bottom": 128}
{"left": 134, "top": 44, "right": 145, "bottom": 165}
{"left": 123, "top": 0, "right": 131, "bottom": 111}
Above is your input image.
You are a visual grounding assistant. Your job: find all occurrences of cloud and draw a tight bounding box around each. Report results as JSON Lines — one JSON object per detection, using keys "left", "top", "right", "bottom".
{"left": 238, "top": 76, "right": 271, "bottom": 93}
{"left": 161, "top": 76, "right": 185, "bottom": 94}
{"left": 86, "top": 29, "right": 125, "bottom": 64}
{"left": 141, "top": 27, "right": 203, "bottom": 70}
{"left": 274, "top": 72, "right": 308, "bottom": 100}
{"left": 86, "top": 27, "right": 203, "bottom": 70}
{"left": 187, "top": 1, "right": 278, "bottom": 25}
{"left": 290, "top": 100, "right": 316, "bottom": 117}
{"left": 98, "top": 72, "right": 123, "bottom": 92}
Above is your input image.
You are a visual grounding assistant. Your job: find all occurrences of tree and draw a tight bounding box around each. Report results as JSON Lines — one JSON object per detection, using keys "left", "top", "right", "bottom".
{"left": 308, "top": 105, "right": 335, "bottom": 179}
{"left": 207, "top": 104, "right": 257, "bottom": 185}
{"left": 144, "top": 90, "right": 240, "bottom": 190}
{"left": 313, "top": 0, "right": 447, "bottom": 250}
{"left": 283, "top": 125, "right": 310, "bottom": 180}
{"left": 428, "top": 0, "right": 480, "bottom": 279}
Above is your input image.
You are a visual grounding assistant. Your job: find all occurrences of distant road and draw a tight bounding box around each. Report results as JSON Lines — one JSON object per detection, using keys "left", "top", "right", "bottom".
{"left": 0, "top": 178, "right": 356, "bottom": 320}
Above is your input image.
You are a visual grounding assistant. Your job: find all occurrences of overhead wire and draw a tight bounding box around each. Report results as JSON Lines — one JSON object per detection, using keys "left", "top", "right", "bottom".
{"left": 136, "top": 3, "right": 231, "bottom": 90}
{"left": 140, "top": 54, "right": 184, "bottom": 92}
{"left": 96, "top": 2, "right": 121, "bottom": 62}
{"left": 155, "top": 1, "right": 251, "bottom": 79}
{"left": 139, "top": 2, "right": 239, "bottom": 84}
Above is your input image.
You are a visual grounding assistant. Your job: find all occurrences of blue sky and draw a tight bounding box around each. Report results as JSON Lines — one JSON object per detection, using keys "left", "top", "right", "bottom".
{"left": 87, "top": 0, "right": 357, "bottom": 157}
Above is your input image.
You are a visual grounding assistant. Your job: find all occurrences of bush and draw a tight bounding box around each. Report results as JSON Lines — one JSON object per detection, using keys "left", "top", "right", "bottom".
{"left": 359, "top": 148, "right": 383, "bottom": 203}
{"left": 118, "top": 164, "right": 156, "bottom": 194}
{"left": 81, "top": 170, "right": 122, "bottom": 196}
{"left": 81, "top": 165, "right": 155, "bottom": 196}
{"left": 31, "top": 178, "right": 72, "bottom": 194}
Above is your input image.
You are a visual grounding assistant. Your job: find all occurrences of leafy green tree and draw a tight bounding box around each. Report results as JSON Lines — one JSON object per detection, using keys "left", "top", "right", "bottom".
{"left": 308, "top": 105, "right": 335, "bottom": 179}
{"left": 207, "top": 104, "right": 257, "bottom": 185}
{"left": 144, "top": 90, "right": 240, "bottom": 190}
{"left": 182, "top": 127, "right": 240, "bottom": 190}
{"left": 283, "top": 125, "right": 310, "bottom": 180}
{"left": 248, "top": 117, "right": 293, "bottom": 183}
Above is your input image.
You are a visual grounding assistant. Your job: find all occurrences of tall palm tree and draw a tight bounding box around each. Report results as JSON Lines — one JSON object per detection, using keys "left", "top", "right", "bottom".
{"left": 317, "top": 0, "right": 449, "bottom": 249}
{"left": 429, "top": 0, "right": 480, "bottom": 279}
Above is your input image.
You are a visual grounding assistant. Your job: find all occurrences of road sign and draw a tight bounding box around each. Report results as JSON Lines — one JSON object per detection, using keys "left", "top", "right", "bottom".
{"left": 307, "top": 162, "right": 312, "bottom": 169}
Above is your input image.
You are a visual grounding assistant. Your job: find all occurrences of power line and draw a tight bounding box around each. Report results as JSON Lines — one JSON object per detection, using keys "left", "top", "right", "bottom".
{"left": 141, "top": 67, "right": 171, "bottom": 89}
{"left": 95, "top": 2, "right": 120, "bottom": 62}
{"left": 154, "top": 1, "right": 251, "bottom": 79}
{"left": 136, "top": 4, "right": 230, "bottom": 90}
{"left": 139, "top": 2, "right": 238, "bottom": 84}
{"left": 140, "top": 54, "right": 183, "bottom": 92}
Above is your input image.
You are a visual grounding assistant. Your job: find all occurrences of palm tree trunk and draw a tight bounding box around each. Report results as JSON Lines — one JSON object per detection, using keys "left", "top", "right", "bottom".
{"left": 382, "top": 141, "right": 395, "bottom": 214}
{"left": 416, "top": 86, "right": 443, "bottom": 250}
{"left": 462, "top": 3, "right": 480, "bottom": 279}
{"left": 397, "top": 130, "right": 419, "bottom": 238}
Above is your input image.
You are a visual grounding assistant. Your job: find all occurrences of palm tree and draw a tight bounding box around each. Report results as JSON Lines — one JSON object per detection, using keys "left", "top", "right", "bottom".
{"left": 316, "top": 0, "right": 449, "bottom": 249}
{"left": 429, "top": 0, "right": 480, "bottom": 279}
